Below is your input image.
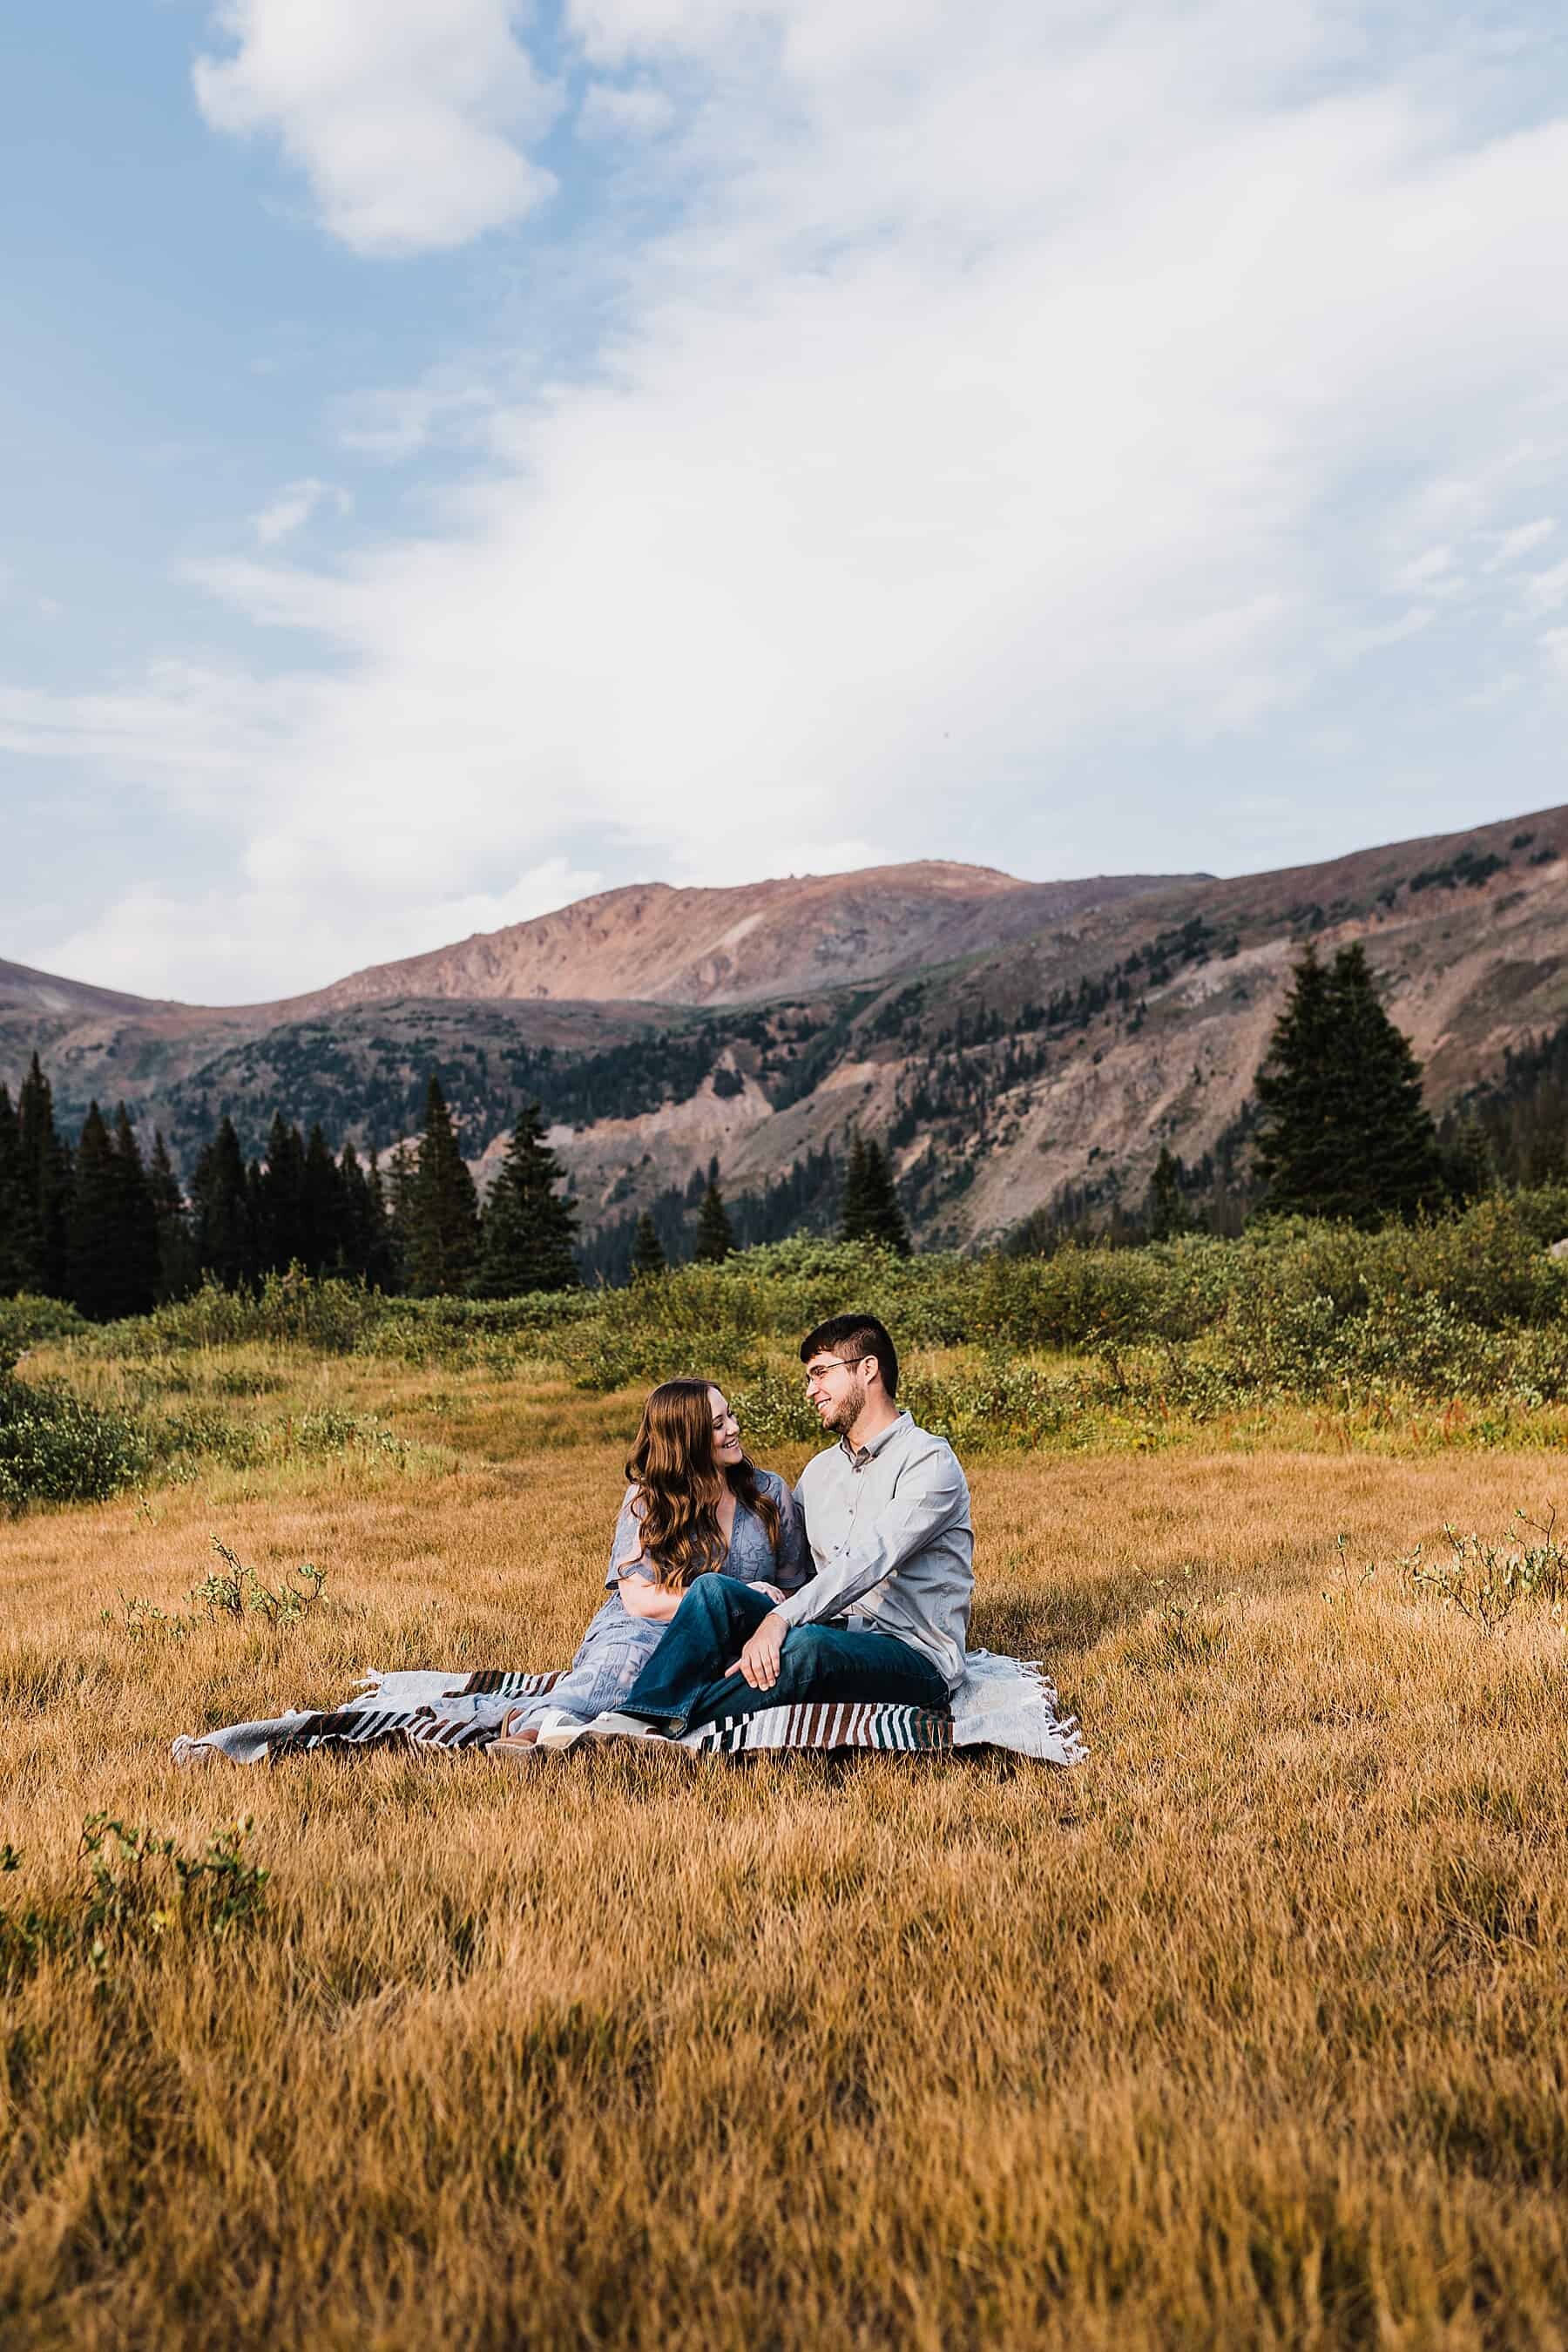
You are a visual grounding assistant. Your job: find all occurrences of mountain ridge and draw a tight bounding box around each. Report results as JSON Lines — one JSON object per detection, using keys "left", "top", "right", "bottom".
{"left": 5, "top": 808, "right": 1566, "bottom": 1254}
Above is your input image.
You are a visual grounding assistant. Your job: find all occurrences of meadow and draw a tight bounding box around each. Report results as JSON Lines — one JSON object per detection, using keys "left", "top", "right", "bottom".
{"left": 3, "top": 1236, "right": 1568, "bottom": 2347}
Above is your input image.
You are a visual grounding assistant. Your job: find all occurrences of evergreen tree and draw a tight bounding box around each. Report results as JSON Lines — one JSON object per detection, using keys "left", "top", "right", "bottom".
{"left": 148, "top": 1130, "right": 197, "bottom": 1301}
{"left": 0, "top": 1084, "right": 26, "bottom": 1295}
{"left": 404, "top": 1076, "right": 479, "bottom": 1295}
{"left": 335, "top": 1141, "right": 395, "bottom": 1287}
{"left": 65, "top": 1104, "right": 125, "bottom": 1320}
{"left": 301, "top": 1123, "right": 342, "bottom": 1274}
{"left": 256, "top": 1112, "right": 308, "bottom": 1273}
{"left": 475, "top": 1103, "right": 579, "bottom": 1295}
{"left": 861, "top": 1140, "right": 911, "bottom": 1255}
{"left": 1440, "top": 1112, "right": 1495, "bottom": 1206}
{"left": 364, "top": 1152, "right": 398, "bottom": 1290}
{"left": 1146, "top": 1146, "right": 1189, "bottom": 1241}
{"left": 839, "top": 1131, "right": 909, "bottom": 1253}
{"left": 111, "top": 1105, "right": 159, "bottom": 1316}
{"left": 1254, "top": 944, "right": 1443, "bottom": 1225}
{"left": 838, "top": 1132, "right": 873, "bottom": 1243}
{"left": 693, "top": 1173, "right": 735, "bottom": 1262}
{"left": 17, "top": 1054, "right": 69, "bottom": 1295}
{"left": 190, "top": 1115, "right": 254, "bottom": 1287}
{"left": 630, "top": 1210, "right": 666, "bottom": 1280}
{"left": 382, "top": 1142, "right": 416, "bottom": 1293}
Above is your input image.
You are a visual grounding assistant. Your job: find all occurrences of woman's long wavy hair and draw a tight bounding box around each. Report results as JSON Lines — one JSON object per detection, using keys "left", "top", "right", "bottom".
{"left": 626, "top": 1379, "right": 782, "bottom": 1590}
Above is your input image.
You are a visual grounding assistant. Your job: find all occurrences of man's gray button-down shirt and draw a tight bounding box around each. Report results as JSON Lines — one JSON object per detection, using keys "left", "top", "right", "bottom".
{"left": 778, "top": 1411, "right": 973, "bottom": 1692}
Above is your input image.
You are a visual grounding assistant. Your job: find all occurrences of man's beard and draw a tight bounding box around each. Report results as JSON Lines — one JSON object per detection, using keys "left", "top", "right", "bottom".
{"left": 825, "top": 1375, "right": 867, "bottom": 1436}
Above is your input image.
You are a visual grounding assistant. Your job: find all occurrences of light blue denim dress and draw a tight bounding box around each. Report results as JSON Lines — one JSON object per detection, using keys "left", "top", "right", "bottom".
{"left": 510, "top": 1471, "right": 809, "bottom": 1728}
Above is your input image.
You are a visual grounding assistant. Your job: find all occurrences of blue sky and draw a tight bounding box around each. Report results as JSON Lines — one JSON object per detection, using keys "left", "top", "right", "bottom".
{"left": 6, "top": 0, "right": 1568, "bottom": 1003}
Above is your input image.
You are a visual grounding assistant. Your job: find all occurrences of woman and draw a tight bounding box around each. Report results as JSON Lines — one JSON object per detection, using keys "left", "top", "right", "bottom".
{"left": 496, "top": 1378, "right": 808, "bottom": 1748}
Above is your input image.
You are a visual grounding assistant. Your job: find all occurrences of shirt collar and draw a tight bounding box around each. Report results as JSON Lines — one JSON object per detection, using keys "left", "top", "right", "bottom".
{"left": 839, "top": 1409, "right": 910, "bottom": 1469}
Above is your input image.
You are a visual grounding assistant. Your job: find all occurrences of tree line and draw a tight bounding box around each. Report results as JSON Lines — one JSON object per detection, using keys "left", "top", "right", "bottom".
{"left": 0, "top": 1064, "right": 580, "bottom": 1319}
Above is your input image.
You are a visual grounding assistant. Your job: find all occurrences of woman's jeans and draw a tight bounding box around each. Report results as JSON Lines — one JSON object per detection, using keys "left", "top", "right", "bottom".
{"left": 620, "top": 1576, "right": 950, "bottom": 1735}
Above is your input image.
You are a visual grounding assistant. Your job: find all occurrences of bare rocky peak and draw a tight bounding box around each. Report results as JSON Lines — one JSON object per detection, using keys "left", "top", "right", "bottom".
{"left": 275, "top": 862, "right": 1184, "bottom": 1015}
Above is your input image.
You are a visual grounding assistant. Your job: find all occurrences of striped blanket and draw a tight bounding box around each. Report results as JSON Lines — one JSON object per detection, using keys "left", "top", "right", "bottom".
{"left": 172, "top": 1652, "right": 1086, "bottom": 1767}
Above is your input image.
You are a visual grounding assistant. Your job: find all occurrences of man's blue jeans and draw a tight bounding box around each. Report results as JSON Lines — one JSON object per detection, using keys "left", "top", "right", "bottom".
{"left": 620, "top": 1576, "right": 951, "bottom": 1734}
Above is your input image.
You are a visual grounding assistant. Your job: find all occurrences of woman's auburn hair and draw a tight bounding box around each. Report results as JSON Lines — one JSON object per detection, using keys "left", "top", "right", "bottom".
{"left": 625, "top": 1378, "right": 781, "bottom": 1590}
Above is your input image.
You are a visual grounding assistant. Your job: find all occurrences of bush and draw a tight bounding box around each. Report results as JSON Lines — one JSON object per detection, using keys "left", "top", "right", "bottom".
{"left": 0, "top": 1369, "right": 151, "bottom": 1513}
{"left": 0, "top": 1294, "right": 90, "bottom": 1364}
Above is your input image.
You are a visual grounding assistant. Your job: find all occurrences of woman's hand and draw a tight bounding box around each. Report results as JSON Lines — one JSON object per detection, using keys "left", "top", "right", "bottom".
{"left": 747, "top": 1581, "right": 786, "bottom": 1603}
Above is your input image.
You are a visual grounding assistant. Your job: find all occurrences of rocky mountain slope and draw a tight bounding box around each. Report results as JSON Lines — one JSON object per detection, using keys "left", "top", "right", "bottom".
{"left": 275, "top": 863, "right": 1182, "bottom": 1014}
{"left": 5, "top": 812, "right": 1566, "bottom": 1251}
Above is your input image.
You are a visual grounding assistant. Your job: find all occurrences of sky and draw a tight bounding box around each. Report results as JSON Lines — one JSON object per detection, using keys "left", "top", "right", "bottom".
{"left": 5, "top": 0, "right": 1568, "bottom": 1004}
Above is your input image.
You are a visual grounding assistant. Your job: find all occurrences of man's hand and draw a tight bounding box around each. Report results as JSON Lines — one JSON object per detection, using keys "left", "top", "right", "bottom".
{"left": 727, "top": 1608, "right": 789, "bottom": 1691}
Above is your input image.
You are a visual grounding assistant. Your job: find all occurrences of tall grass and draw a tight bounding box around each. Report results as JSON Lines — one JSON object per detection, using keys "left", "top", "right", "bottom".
{"left": 2, "top": 1364, "right": 1567, "bottom": 2347}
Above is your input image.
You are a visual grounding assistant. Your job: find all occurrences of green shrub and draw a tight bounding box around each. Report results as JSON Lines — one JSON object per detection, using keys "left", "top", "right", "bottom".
{"left": 0, "top": 1294, "right": 90, "bottom": 1363}
{"left": 0, "top": 1370, "right": 151, "bottom": 1513}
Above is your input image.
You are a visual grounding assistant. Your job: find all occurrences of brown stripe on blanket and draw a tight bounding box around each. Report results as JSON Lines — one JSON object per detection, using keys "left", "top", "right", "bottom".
{"left": 443, "top": 1670, "right": 563, "bottom": 1697}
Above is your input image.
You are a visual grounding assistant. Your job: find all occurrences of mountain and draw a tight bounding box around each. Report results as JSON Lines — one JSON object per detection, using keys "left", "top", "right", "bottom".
{"left": 276, "top": 863, "right": 1183, "bottom": 1014}
{"left": 5, "top": 814, "right": 1567, "bottom": 1254}
{"left": 0, "top": 958, "right": 174, "bottom": 1020}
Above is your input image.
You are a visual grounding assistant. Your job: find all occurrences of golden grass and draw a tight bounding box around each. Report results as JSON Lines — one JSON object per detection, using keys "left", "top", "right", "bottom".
{"left": 3, "top": 1362, "right": 1568, "bottom": 2348}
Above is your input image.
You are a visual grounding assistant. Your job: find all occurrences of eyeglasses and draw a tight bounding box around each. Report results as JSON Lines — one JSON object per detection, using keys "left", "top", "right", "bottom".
{"left": 803, "top": 1355, "right": 866, "bottom": 1390}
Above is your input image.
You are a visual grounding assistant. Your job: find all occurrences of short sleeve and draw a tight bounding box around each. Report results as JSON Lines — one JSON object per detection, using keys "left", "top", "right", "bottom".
{"left": 768, "top": 1474, "right": 812, "bottom": 1593}
{"left": 605, "top": 1485, "right": 654, "bottom": 1588}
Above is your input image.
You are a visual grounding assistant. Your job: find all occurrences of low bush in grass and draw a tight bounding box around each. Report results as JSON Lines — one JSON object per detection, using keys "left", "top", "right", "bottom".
{"left": 0, "top": 1355, "right": 151, "bottom": 1513}
{"left": 0, "top": 1294, "right": 90, "bottom": 1357}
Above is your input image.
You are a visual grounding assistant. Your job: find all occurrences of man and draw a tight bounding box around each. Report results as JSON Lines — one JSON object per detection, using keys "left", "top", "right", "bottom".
{"left": 603, "top": 1312, "right": 972, "bottom": 1739}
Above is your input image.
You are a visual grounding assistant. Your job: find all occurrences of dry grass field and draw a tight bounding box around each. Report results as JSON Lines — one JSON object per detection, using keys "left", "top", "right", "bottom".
{"left": 3, "top": 1348, "right": 1568, "bottom": 2348}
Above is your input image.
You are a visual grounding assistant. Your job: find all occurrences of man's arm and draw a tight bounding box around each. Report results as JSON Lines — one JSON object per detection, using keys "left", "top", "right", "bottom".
{"left": 772, "top": 1449, "right": 968, "bottom": 1629}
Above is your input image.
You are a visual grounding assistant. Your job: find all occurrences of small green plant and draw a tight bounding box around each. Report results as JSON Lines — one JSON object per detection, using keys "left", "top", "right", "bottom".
{"left": 1322, "top": 1531, "right": 1377, "bottom": 1606}
{"left": 1397, "top": 1508, "right": 1567, "bottom": 1636}
{"left": 1, "top": 1817, "right": 267, "bottom": 1986}
{"left": 102, "top": 1537, "right": 328, "bottom": 1641}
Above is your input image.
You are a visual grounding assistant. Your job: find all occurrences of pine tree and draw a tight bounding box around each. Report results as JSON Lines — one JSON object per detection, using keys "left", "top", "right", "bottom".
{"left": 838, "top": 1132, "right": 873, "bottom": 1243}
{"left": 382, "top": 1143, "right": 416, "bottom": 1293}
{"left": 860, "top": 1140, "right": 911, "bottom": 1255}
{"left": 148, "top": 1130, "right": 197, "bottom": 1301}
{"left": 111, "top": 1105, "right": 159, "bottom": 1316}
{"left": 1440, "top": 1112, "right": 1495, "bottom": 1207}
{"left": 191, "top": 1115, "right": 254, "bottom": 1288}
{"left": 1146, "top": 1146, "right": 1188, "bottom": 1241}
{"left": 65, "top": 1104, "right": 125, "bottom": 1320}
{"left": 839, "top": 1131, "right": 909, "bottom": 1253}
{"left": 404, "top": 1076, "right": 479, "bottom": 1295}
{"left": 363, "top": 1152, "right": 398, "bottom": 1290}
{"left": 0, "top": 1084, "right": 26, "bottom": 1295}
{"left": 1254, "top": 944, "right": 1443, "bottom": 1225}
{"left": 301, "top": 1123, "right": 342, "bottom": 1274}
{"left": 693, "top": 1173, "right": 735, "bottom": 1263}
{"left": 630, "top": 1210, "right": 666, "bottom": 1280}
{"left": 17, "top": 1054, "right": 69, "bottom": 1295}
{"left": 335, "top": 1141, "right": 392, "bottom": 1285}
{"left": 475, "top": 1104, "right": 579, "bottom": 1295}
{"left": 256, "top": 1112, "right": 307, "bottom": 1273}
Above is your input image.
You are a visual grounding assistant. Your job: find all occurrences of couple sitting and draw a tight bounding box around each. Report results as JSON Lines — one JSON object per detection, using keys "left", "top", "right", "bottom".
{"left": 499, "top": 1311, "right": 971, "bottom": 1750}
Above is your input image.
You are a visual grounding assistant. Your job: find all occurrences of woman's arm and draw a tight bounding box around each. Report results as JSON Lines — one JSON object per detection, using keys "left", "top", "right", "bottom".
{"left": 616, "top": 1571, "right": 682, "bottom": 1623}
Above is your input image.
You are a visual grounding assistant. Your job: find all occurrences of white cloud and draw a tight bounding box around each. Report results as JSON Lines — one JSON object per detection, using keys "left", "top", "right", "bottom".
{"left": 1484, "top": 517, "right": 1556, "bottom": 571}
{"left": 193, "top": 0, "right": 562, "bottom": 255}
{"left": 251, "top": 477, "right": 349, "bottom": 544}
{"left": 578, "top": 79, "right": 677, "bottom": 139}
{"left": 17, "top": 0, "right": 1568, "bottom": 998}
{"left": 1520, "top": 556, "right": 1568, "bottom": 614}
{"left": 332, "top": 375, "right": 499, "bottom": 463}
